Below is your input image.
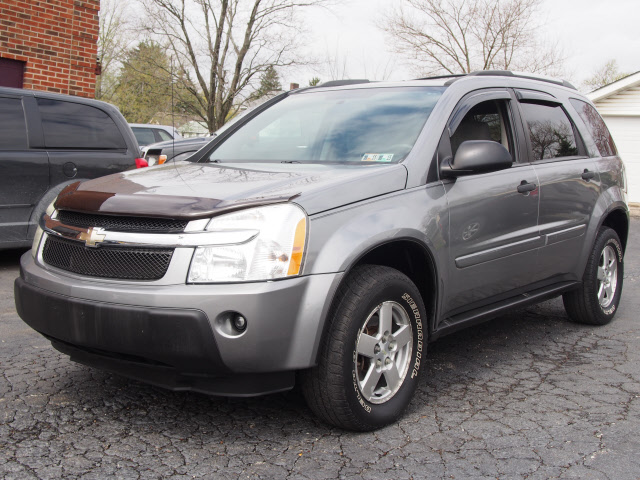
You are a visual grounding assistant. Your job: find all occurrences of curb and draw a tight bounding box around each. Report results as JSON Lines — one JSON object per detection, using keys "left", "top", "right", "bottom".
{"left": 629, "top": 203, "right": 640, "bottom": 218}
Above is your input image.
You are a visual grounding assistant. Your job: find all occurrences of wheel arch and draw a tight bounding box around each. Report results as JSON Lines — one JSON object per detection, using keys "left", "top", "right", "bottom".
{"left": 312, "top": 237, "right": 440, "bottom": 365}
{"left": 599, "top": 206, "right": 629, "bottom": 253}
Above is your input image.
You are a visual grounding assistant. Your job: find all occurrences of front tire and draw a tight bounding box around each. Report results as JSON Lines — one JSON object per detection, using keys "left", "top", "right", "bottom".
{"left": 301, "top": 265, "right": 427, "bottom": 431}
{"left": 563, "top": 227, "right": 624, "bottom": 325}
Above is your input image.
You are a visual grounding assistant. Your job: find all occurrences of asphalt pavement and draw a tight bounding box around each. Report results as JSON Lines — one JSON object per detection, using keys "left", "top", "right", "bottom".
{"left": 1, "top": 222, "right": 640, "bottom": 479}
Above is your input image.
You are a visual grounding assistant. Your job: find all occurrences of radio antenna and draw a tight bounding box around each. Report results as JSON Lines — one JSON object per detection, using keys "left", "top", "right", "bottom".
{"left": 171, "top": 55, "right": 175, "bottom": 162}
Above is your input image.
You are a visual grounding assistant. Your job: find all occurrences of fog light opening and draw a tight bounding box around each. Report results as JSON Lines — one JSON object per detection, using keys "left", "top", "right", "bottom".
{"left": 214, "top": 311, "right": 249, "bottom": 338}
{"left": 233, "top": 314, "right": 247, "bottom": 332}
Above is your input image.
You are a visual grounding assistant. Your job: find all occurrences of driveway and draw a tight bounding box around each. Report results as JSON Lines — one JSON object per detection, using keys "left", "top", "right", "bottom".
{"left": 1, "top": 222, "right": 640, "bottom": 479}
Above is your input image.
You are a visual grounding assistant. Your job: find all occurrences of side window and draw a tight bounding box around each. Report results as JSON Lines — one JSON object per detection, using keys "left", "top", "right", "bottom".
{"left": 450, "top": 100, "right": 514, "bottom": 159}
{"left": 156, "top": 129, "right": 173, "bottom": 141}
{"left": 0, "top": 97, "right": 28, "bottom": 149}
{"left": 37, "top": 98, "right": 126, "bottom": 149}
{"left": 520, "top": 103, "right": 579, "bottom": 160}
{"left": 132, "top": 127, "right": 156, "bottom": 146}
{"left": 569, "top": 99, "right": 617, "bottom": 157}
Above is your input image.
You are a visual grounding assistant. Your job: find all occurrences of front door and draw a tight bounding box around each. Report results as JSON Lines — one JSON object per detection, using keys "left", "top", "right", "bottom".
{"left": 441, "top": 91, "right": 541, "bottom": 318}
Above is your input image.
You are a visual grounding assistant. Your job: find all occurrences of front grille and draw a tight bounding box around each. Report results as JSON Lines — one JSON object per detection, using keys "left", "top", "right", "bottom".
{"left": 56, "top": 211, "right": 188, "bottom": 233}
{"left": 42, "top": 236, "right": 173, "bottom": 280}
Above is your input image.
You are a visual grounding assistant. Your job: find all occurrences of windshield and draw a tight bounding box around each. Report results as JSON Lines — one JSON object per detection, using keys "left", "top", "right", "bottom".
{"left": 205, "top": 87, "right": 445, "bottom": 164}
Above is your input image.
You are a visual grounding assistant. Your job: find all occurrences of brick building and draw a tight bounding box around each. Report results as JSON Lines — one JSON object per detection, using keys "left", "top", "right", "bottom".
{"left": 0, "top": 0, "right": 100, "bottom": 98}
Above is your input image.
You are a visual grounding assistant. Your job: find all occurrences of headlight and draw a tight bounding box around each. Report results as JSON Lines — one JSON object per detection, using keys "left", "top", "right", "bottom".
{"left": 188, "top": 204, "right": 307, "bottom": 283}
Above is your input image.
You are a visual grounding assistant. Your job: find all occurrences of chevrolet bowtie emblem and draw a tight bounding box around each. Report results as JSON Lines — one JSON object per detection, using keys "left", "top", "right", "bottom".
{"left": 78, "top": 227, "right": 106, "bottom": 247}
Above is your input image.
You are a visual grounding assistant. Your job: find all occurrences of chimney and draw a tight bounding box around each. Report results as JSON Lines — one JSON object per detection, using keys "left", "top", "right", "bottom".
{"left": 289, "top": 83, "right": 299, "bottom": 90}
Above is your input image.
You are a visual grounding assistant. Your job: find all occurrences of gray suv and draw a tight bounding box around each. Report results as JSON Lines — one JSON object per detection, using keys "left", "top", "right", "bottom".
{"left": 15, "top": 71, "right": 628, "bottom": 431}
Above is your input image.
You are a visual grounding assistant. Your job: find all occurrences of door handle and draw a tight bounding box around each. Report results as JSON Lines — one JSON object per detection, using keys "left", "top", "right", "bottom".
{"left": 517, "top": 181, "right": 537, "bottom": 194}
{"left": 582, "top": 169, "right": 596, "bottom": 181}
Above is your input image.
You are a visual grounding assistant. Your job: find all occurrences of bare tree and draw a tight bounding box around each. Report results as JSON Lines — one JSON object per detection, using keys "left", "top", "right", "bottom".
{"left": 360, "top": 51, "right": 395, "bottom": 81}
{"left": 96, "top": 0, "right": 132, "bottom": 101}
{"left": 382, "top": 0, "right": 563, "bottom": 77}
{"left": 318, "top": 43, "right": 395, "bottom": 82}
{"left": 528, "top": 120, "right": 577, "bottom": 160}
{"left": 583, "top": 59, "right": 630, "bottom": 92}
{"left": 324, "top": 45, "right": 350, "bottom": 80}
{"left": 139, "top": 0, "right": 327, "bottom": 133}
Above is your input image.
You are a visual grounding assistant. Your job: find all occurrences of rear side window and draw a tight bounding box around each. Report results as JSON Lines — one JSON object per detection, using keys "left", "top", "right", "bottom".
{"left": 570, "top": 99, "right": 617, "bottom": 157}
{"left": 37, "top": 98, "right": 126, "bottom": 149}
{"left": 520, "top": 103, "right": 579, "bottom": 160}
{"left": 132, "top": 127, "right": 156, "bottom": 146}
{"left": 0, "top": 97, "right": 28, "bottom": 149}
{"left": 156, "top": 129, "right": 172, "bottom": 141}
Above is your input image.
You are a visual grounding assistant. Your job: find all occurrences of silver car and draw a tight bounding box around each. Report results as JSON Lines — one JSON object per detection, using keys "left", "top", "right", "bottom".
{"left": 129, "top": 123, "right": 182, "bottom": 147}
{"left": 16, "top": 72, "right": 628, "bottom": 430}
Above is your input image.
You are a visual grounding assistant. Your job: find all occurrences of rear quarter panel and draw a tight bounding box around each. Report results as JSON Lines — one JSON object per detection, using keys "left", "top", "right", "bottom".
{"left": 576, "top": 156, "right": 628, "bottom": 278}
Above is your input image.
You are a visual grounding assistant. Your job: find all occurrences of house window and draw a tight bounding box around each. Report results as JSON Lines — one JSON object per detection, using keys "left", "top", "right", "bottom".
{"left": 0, "top": 58, "right": 25, "bottom": 88}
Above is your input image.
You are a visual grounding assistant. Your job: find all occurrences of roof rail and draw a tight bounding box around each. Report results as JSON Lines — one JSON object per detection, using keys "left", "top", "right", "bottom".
{"left": 421, "top": 70, "right": 577, "bottom": 90}
{"left": 416, "top": 74, "right": 465, "bottom": 81}
{"left": 318, "top": 79, "right": 370, "bottom": 87}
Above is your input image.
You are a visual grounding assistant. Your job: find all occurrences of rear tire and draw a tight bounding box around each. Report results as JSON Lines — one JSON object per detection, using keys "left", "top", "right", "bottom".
{"left": 301, "top": 265, "right": 427, "bottom": 431}
{"left": 563, "top": 227, "right": 624, "bottom": 325}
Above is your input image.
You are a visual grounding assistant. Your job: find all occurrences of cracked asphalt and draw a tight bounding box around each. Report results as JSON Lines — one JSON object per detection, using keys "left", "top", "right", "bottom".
{"left": 2, "top": 221, "right": 640, "bottom": 480}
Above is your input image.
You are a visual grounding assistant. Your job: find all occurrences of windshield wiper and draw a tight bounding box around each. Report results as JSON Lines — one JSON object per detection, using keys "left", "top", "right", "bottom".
{"left": 281, "top": 161, "right": 301, "bottom": 164}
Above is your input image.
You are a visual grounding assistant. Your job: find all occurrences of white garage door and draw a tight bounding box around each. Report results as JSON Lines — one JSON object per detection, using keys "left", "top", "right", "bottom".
{"left": 603, "top": 116, "right": 640, "bottom": 203}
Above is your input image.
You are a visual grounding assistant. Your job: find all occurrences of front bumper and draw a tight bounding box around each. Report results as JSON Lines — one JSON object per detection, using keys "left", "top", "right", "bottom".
{"left": 16, "top": 253, "right": 342, "bottom": 396}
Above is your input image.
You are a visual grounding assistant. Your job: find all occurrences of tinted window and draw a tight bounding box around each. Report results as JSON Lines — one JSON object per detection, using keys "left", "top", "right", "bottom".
{"left": 0, "top": 97, "right": 28, "bottom": 149}
{"left": 157, "top": 129, "right": 173, "bottom": 141}
{"left": 451, "top": 100, "right": 514, "bottom": 159}
{"left": 520, "top": 103, "right": 578, "bottom": 160}
{"left": 207, "top": 87, "right": 445, "bottom": 164}
{"left": 132, "top": 127, "right": 156, "bottom": 146}
{"left": 38, "top": 98, "right": 126, "bottom": 149}
{"left": 570, "top": 99, "right": 617, "bottom": 157}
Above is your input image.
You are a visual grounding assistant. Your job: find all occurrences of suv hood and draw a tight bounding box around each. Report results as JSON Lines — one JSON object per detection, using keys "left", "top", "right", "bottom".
{"left": 55, "top": 162, "right": 408, "bottom": 219}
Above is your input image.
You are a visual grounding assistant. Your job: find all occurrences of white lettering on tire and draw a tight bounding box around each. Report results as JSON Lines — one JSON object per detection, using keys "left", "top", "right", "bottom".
{"left": 601, "top": 238, "right": 622, "bottom": 316}
{"left": 402, "top": 293, "right": 424, "bottom": 379}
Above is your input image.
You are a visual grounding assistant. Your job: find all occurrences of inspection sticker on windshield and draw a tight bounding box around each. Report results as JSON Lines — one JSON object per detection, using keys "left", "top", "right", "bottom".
{"left": 361, "top": 153, "right": 394, "bottom": 162}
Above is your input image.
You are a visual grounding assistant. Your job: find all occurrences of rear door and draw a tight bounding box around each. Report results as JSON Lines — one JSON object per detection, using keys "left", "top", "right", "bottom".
{"left": 36, "top": 97, "right": 134, "bottom": 187}
{"left": 441, "top": 89, "right": 541, "bottom": 317}
{"left": 0, "top": 94, "right": 48, "bottom": 243}
{"left": 515, "top": 91, "right": 601, "bottom": 282}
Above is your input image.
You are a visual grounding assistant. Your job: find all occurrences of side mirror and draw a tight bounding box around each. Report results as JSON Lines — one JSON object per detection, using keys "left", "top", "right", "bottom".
{"left": 440, "top": 140, "right": 512, "bottom": 178}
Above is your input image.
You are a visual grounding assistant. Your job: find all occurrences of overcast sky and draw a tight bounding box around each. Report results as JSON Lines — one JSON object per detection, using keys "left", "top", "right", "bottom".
{"left": 286, "top": 0, "right": 640, "bottom": 91}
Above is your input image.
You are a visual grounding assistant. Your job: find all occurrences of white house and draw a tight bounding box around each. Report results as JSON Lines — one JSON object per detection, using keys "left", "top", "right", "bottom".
{"left": 587, "top": 72, "right": 640, "bottom": 203}
{"left": 179, "top": 120, "right": 209, "bottom": 138}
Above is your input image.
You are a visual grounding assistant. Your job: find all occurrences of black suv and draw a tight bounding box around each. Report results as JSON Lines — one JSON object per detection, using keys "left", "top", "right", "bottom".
{"left": 0, "top": 87, "right": 139, "bottom": 249}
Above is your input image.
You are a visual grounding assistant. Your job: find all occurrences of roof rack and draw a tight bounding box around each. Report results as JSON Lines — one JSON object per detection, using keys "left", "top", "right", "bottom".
{"left": 318, "top": 79, "right": 370, "bottom": 88}
{"left": 420, "top": 70, "right": 577, "bottom": 90}
{"left": 416, "top": 74, "right": 465, "bottom": 81}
